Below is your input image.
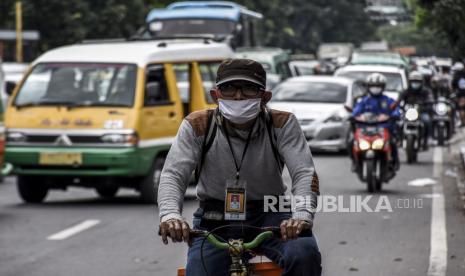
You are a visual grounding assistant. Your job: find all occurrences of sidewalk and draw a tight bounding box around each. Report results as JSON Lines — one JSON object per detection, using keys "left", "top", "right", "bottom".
{"left": 442, "top": 128, "right": 465, "bottom": 275}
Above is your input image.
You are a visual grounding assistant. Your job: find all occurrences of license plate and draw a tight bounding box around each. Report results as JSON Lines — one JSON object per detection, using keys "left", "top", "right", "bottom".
{"left": 39, "top": 152, "right": 82, "bottom": 165}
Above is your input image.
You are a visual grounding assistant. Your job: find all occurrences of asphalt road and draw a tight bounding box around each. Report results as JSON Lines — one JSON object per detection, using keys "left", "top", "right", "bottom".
{"left": 1, "top": 140, "right": 465, "bottom": 275}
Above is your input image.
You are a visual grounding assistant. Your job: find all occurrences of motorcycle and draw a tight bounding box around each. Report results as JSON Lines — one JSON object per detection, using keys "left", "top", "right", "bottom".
{"left": 432, "top": 96, "right": 454, "bottom": 146}
{"left": 401, "top": 104, "right": 425, "bottom": 163}
{"left": 352, "top": 113, "right": 396, "bottom": 193}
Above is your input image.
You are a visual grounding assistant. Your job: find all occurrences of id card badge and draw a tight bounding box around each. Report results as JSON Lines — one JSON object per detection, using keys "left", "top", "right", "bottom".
{"left": 224, "top": 178, "right": 247, "bottom": 221}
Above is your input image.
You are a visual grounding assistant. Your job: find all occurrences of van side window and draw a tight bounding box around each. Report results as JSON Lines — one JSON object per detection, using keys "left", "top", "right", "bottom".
{"left": 144, "top": 65, "right": 170, "bottom": 106}
{"left": 199, "top": 62, "right": 221, "bottom": 104}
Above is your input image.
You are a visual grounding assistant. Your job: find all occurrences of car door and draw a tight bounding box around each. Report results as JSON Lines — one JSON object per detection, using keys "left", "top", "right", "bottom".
{"left": 139, "top": 64, "right": 182, "bottom": 145}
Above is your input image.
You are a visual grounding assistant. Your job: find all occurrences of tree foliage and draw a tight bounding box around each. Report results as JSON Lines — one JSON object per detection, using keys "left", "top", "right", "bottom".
{"left": 414, "top": 0, "right": 465, "bottom": 58}
{"left": 0, "top": 0, "right": 375, "bottom": 55}
{"left": 377, "top": 22, "right": 451, "bottom": 56}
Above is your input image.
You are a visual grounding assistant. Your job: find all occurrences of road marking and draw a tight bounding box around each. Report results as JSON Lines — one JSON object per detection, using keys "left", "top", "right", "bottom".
{"left": 47, "top": 220, "right": 100, "bottom": 241}
{"left": 408, "top": 178, "right": 437, "bottom": 187}
{"left": 427, "top": 147, "right": 447, "bottom": 276}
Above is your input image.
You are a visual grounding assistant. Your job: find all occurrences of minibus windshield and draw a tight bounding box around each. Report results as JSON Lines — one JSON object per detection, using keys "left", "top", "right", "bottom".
{"left": 14, "top": 63, "right": 137, "bottom": 108}
{"left": 149, "top": 19, "right": 236, "bottom": 37}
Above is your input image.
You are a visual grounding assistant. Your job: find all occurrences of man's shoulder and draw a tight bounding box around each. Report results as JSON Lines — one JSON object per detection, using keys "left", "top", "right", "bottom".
{"left": 382, "top": 95, "right": 395, "bottom": 102}
{"left": 359, "top": 95, "right": 371, "bottom": 103}
{"left": 268, "top": 109, "right": 293, "bottom": 129}
{"left": 185, "top": 109, "right": 215, "bottom": 137}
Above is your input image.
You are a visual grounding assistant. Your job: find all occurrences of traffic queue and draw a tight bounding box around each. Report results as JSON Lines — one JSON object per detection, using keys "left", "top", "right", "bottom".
{"left": 0, "top": 0, "right": 463, "bottom": 202}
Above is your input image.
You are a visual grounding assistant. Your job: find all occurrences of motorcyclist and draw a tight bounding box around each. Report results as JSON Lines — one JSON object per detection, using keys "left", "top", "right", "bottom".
{"left": 452, "top": 62, "right": 465, "bottom": 126}
{"left": 352, "top": 73, "right": 401, "bottom": 170}
{"left": 397, "top": 71, "right": 434, "bottom": 149}
{"left": 431, "top": 66, "right": 453, "bottom": 99}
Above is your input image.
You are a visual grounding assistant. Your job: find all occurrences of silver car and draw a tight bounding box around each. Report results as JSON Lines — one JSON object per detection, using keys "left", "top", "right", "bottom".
{"left": 268, "top": 76, "right": 364, "bottom": 152}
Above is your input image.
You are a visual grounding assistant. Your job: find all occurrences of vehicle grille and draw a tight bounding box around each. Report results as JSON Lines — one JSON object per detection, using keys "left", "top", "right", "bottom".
{"left": 23, "top": 134, "right": 102, "bottom": 144}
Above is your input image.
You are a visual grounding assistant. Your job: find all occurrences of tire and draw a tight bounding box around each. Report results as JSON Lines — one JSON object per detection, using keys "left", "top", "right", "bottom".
{"left": 95, "top": 186, "right": 119, "bottom": 198}
{"left": 17, "top": 176, "right": 48, "bottom": 203}
{"left": 406, "top": 135, "right": 417, "bottom": 164}
{"left": 139, "top": 157, "right": 165, "bottom": 204}
{"left": 437, "top": 126, "right": 445, "bottom": 146}
{"left": 366, "top": 160, "right": 376, "bottom": 193}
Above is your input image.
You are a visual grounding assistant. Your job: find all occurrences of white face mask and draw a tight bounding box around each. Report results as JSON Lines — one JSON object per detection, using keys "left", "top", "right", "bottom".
{"left": 411, "top": 82, "right": 422, "bottom": 90}
{"left": 369, "top": 86, "right": 383, "bottom": 95}
{"left": 218, "top": 98, "right": 261, "bottom": 124}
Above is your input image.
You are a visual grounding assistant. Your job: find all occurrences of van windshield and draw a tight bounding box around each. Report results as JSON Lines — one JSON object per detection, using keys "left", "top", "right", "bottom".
{"left": 14, "top": 63, "right": 137, "bottom": 107}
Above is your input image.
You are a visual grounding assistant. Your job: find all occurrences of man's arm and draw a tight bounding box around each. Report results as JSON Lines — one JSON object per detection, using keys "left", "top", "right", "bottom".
{"left": 352, "top": 98, "right": 365, "bottom": 117}
{"left": 158, "top": 119, "right": 202, "bottom": 223}
{"left": 275, "top": 114, "right": 319, "bottom": 222}
{"left": 388, "top": 98, "right": 401, "bottom": 119}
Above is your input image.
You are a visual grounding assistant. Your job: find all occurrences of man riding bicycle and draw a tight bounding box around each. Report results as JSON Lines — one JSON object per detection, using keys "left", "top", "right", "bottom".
{"left": 158, "top": 59, "right": 322, "bottom": 276}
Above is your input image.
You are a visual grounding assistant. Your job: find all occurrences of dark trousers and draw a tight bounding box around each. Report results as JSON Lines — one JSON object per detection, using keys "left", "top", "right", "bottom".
{"left": 185, "top": 209, "right": 322, "bottom": 276}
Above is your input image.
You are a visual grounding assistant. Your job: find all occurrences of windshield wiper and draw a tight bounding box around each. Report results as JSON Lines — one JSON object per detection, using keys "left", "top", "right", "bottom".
{"left": 15, "top": 100, "right": 77, "bottom": 109}
{"left": 67, "top": 101, "right": 130, "bottom": 109}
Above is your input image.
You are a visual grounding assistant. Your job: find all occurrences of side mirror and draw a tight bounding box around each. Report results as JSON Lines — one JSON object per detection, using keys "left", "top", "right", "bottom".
{"left": 5, "top": 81, "right": 16, "bottom": 96}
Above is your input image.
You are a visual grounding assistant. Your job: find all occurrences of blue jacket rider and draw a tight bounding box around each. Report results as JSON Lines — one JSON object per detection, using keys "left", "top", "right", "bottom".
{"left": 352, "top": 73, "right": 401, "bottom": 169}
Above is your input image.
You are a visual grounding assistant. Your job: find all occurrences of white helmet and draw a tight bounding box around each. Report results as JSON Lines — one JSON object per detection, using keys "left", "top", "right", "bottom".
{"left": 408, "top": 71, "right": 423, "bottom": 82}
{"left": 452, "top": 62, "right": 464, "bottom": 71}
{"left": 365, "top": 73, "right": 386, "bottom": 96}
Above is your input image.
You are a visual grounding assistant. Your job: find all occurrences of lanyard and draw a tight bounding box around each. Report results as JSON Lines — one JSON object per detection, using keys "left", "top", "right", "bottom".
{"left": 223, "top": 119, "right": 256, "bottom": 180}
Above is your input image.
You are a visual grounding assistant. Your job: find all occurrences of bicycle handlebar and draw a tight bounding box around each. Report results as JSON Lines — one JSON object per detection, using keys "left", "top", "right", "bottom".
{"left": 189, "top": 227, "right": 280, "bottom": 250}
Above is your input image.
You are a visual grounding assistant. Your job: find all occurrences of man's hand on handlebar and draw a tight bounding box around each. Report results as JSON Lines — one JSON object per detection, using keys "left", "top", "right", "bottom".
{"left": 280, "top": 219, "right": 313, "bottom": 241}
{"left": 377, "top": 114, "right": 390, "bottom": 122}
{"left": 355, "top": 115, "right": 365, "bottom": 122}
{"left": 159, "top": 218, "right": 190, "bottom": 245}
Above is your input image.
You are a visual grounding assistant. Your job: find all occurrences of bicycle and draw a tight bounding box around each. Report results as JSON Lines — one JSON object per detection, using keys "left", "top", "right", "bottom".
{"left": 175, "top": 226, "right": 285, "bottom": 276}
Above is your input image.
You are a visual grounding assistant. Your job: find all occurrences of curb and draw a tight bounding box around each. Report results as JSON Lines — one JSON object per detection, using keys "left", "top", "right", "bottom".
{"left": 456, "top": 128, "right": 465, "bottom": 208}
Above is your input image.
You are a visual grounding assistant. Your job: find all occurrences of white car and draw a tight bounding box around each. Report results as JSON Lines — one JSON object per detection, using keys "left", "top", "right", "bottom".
{"left": 1, "top": 62, "right": 29, "bottom": 110}
{"left": 268, "top": 76, "right": 364, "bottom": 152}
{"left": 334, "top": 64, "right": 408, "bottom": 100}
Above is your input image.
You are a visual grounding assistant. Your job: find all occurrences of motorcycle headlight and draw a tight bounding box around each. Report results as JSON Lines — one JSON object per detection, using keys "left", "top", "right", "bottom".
{"left": 101, "top": 133, "right": 138, "bottom": 145}
{"left": 371, "top": 138, "right": 384, "bottom": 150}
{"left": 435, "top": 103, "right": 448, "bottom": 116}
{"left": 6, "top": 132, "right": 26, "bottom": 142}
{"left": 359, "top": 139, "right": 371, "bottom": 151}
{"left": 405, "top": 109, "right": 419, "bottom": 121}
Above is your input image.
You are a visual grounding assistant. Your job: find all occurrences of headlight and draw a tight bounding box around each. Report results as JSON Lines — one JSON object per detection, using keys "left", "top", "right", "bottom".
{"left": 435, "top": 103, "right": 448, "bottom": 116}
{"left": 371, "top": 138, "right": 384, "bottom": 150}
{"left": 325, "top": 109, "right": 348, "bottom": 123}
{"left": 101, "top": 133, "right": 138, "bottom": 145}
{"left": 405, "top": 108, "right": 419, "bottom": 121}
{"left": 6, "top": 132, "right": 26, "bottom": 142}
{"left": 325, "top": 115, "right": 343, "bottom": 123}
{"left": 359, "top": 139, "right": 371, "bottom": 151}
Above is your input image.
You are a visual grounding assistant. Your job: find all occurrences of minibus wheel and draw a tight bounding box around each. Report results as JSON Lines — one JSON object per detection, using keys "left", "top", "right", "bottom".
{"left": 139, "top": 157, "right": 165, "bottom": 204}
{"left": 17, "top": 176, "right": 48, "bottom": 203}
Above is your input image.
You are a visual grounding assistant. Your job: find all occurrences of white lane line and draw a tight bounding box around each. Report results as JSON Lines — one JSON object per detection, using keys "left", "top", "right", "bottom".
{"left": 428, "top": 147, "right": 447, "bottom": 276}
{"left": 47, "top": 220, "right": 100, "bottom": 241}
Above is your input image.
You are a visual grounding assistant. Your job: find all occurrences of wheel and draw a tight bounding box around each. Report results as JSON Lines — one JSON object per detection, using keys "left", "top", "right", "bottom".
{"left": 366, "top": 160, "right": 376, "bottom": 193}
{"left": 139, "top": 157, "right": 165, "bottom": 204}
{"left": 95, "top": 186, "right": 119, "bottom": 198}
{"left": 437, "top": 126, "right": 445, "bottom": 146}
{"left": 17, "top": 176, "right": 48, "bottom": 203}
{"left": 406, "top": 135, "right": 417, "bottom": 164}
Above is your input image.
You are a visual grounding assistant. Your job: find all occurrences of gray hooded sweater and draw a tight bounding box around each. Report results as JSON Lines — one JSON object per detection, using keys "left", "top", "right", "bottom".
{"left": 158, "top": 109, "right": 319, "bottom": 223}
